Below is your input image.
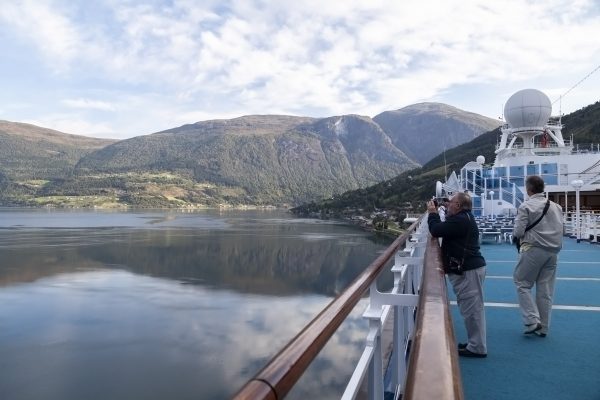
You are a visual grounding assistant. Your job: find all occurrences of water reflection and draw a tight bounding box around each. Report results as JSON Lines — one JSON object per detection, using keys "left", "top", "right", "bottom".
{"left": 0, "top": 210, "right": 393, "bottom": 400}
{"left": 0, "top": 211, "right": 392, "bottom": 297}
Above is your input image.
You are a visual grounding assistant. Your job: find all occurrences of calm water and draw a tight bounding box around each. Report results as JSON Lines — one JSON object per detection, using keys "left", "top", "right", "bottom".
{"left": 0, "top": 209, "right": 393, "bottom": 400}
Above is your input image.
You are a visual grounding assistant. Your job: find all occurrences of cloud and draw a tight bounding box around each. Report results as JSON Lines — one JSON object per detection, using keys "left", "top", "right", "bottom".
{"left": 1, "top": 0, "right": 600, "bottom": 137}
{"left": 62, "top": 98, "right": 116, "bottom": 111}
{"left": 0, "top": 1, "right": 82, "bottom": 72}
{"left": 25, "top": 115, "right": 118, "bottom": 139}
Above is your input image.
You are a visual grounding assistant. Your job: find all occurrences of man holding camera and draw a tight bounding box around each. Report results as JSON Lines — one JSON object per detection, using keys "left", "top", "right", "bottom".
{"left": 427, "top": 192, "right": 487, "bottom": 357}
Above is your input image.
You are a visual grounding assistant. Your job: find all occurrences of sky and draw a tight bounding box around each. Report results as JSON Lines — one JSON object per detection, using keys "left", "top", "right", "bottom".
{"left": 1, "top": 0, "right": 600, "bottom": 140}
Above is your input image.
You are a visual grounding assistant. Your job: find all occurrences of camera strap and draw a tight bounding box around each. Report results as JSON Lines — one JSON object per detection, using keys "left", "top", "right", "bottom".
{"left": 525, "top": 200, "right": 551, "bottom": 233}
{"left": 459, "top": 212, "right": 472, "bottom": 266}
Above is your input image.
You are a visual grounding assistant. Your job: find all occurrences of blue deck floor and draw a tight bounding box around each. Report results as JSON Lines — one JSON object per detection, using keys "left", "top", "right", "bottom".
{"left": 449, "top": 237, "right": 600, "bottom": 400}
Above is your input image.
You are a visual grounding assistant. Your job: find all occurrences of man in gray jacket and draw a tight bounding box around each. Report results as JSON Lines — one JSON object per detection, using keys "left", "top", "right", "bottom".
{"left": 512, "top": 175, "right": 563, "bottom": 337}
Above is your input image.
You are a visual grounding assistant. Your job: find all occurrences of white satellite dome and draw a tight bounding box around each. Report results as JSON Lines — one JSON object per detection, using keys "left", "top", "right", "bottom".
{"left": 504, "top": 89, "right": 552, "bottom": 129}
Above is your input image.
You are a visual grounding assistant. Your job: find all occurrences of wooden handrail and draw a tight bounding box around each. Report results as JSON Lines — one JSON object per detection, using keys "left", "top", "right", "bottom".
{"left": 231, "top": 218, "right": 422, "bottom": 400}
{"left": 403, "top": 236, "right": 464, "bottom": 400}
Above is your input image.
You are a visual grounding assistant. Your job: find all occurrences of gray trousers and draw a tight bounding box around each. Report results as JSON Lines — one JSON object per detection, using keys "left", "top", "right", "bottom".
{"left": 448, "top": 267, "right": 487, "bottom": 354}
{"left": 513, "top": 246, "right": 558, "bottom": 334}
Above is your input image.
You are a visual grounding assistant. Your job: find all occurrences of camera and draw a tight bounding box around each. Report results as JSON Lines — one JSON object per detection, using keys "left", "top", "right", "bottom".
{"left": 431, "top": 197, "right": 448, "bottom": 207}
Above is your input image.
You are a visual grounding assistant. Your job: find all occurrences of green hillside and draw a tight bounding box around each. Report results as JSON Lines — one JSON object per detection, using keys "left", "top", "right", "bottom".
{"left": 0, "top": 121, "right": 115, "bottom": 180}
{"left": 68, "top": 115, "right": 418, "bottom": 206}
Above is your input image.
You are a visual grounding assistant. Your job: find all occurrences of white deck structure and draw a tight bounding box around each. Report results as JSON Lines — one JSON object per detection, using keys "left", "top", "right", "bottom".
{"left": 437, "top": 89, "right": 600, "bottom": 222}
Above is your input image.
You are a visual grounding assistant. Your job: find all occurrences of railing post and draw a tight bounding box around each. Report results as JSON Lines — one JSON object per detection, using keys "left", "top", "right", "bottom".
{"left": 392, "top": 303, "right": 403, "bottom": 391}
{"left": 410, "top": 231, "right": 428, "bottom": 294}
{"left": 391, "top": 252, "right": 403, "bottom": 394}
{"left": 367, "top": 313, "right": 384, "bottom": 400}
{"left": 390, "top": 250, "right": 424, "bottom": 395}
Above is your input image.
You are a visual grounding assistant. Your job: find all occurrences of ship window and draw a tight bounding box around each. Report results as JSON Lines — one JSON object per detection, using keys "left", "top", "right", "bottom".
{"left": 509, "top": 166, "right": 524, "bottom": 183}
{"left": 494, "top": 167, "right": 507, "bottom": 177}
{"left": 541, "top": 163, "right": 557, "bottom": 185}
{"left": 512, "top": 177, "right": 524, "bottom": 187}
{"left": 541, "top": 163, "right": 557, "bottom": 174}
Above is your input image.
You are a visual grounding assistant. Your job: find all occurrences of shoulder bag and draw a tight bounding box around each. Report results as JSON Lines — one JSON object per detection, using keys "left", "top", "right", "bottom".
{"left": 446, "top": 213, "right": 472, "bottom": 275}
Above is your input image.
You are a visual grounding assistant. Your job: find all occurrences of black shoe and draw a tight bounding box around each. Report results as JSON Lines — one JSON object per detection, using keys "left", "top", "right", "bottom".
{"left": 524, "top": 323, "right": 542, "bottom": 334}
{"left": 458, "top": 343, "right": 467, "bottom": 350}
{"left": 458, "top": 347, "right": 487, "bottom": 358}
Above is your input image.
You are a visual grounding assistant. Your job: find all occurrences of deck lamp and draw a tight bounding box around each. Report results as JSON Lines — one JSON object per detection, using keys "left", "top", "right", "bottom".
{"left": 571, "top": 179, "right": 584, "bottom": 242}
{"left": 489, "top": 190, "right": 495, "bottom": 219}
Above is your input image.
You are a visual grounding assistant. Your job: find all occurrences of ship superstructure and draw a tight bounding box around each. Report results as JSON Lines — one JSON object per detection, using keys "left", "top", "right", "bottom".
{"left": 441, "top": 89, "right": 600, "bottom": 217}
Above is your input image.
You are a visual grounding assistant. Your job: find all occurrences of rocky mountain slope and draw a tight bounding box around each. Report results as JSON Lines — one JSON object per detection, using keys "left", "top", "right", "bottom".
{"left": 73, "top": 114, "right": 418, "bottom": 205}
{"left": 374, "top": 103, "right": 500, "bottom": 164}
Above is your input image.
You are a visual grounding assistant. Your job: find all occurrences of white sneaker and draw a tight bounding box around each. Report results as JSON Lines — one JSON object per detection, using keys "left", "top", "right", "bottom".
{"left": 523, "top": 323, "right": 542, "bottom": 334}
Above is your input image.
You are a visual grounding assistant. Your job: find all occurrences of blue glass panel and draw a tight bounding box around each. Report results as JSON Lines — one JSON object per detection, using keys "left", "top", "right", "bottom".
{"left": 510, "top": 166, "right": 524, "bottom": 178}
{"left": 541, "top": 163, "right": 557, "bottom": 174}
{"left": 526, "top": 164, "right": 538, "bottom": 175}
{"left": 542, "top": 174, "right": 558, "bottom": 185}
{"left": 494, "top": 167, "right": 507, "bottom": 177}
{"left": 512, "top": 177, "right": 524, "bottom": 187}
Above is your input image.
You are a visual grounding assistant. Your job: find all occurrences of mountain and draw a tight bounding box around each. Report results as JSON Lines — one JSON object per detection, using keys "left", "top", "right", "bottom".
{"left": 0, "top": 102, "right": 511, "bottom": 208}
{"left": 293, "top": 100, "right": 600, "bottom": 217}
{"left": 373, "top": 103, "right": 501, "bottom": 164}
{"left": 0, "top": 120, "right": 116, "bottom": 180}
{"left": 73, "top": 114, "right": 418, "bottom": 205}
{"left": 561, "top": 101, "right": 600, "bottom": 143}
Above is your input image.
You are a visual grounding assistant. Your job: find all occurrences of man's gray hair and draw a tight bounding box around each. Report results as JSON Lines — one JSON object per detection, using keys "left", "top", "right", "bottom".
{"left": 454, "top": 192, "right": 472, "bottom": 211}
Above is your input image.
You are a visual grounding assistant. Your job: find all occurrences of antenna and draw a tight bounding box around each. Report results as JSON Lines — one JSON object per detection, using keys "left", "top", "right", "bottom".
{"left": 559, "top": 95, "right": 562, "bottom": 116}
{"left": 443, "top": 137, "right": 447, "bottom": 180}
{"left": 444, "top": 146, "right": 447, "bottom": 180}
{"left": 552, "top": 63, "right": 600, "bottom": 106}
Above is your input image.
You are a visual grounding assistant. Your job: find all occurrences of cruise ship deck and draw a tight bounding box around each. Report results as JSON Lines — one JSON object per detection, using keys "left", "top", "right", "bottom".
{"left": 452, "top": 237, "right": 600, "bottom": 400}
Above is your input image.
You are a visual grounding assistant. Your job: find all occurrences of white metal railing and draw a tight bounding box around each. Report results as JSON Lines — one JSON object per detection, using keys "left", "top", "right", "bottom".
{"left": 564, "top": 211, "right": 600, "bottom": 242}
{"left": 459, "top": 169, "right": 524, "bottom": 212}
{"left": 342, "top": 218, "right": 429, "bottom": 399}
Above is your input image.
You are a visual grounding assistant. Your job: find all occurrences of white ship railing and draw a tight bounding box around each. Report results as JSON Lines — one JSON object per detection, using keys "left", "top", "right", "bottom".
{"left": 342, "top": 219, "right": 427, "bottom": 399}
{"left": 565, "top": 211, "right": 600, "bottom": 243}
{"left": 458, "top": 168, "right": 524, "bottom": 213}
{"left": 233, "top": 216, "right": 464, "bottom": 400}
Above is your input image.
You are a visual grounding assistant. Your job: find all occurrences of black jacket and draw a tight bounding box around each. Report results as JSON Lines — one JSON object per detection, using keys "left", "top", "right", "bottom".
{"left": 428, "top": 210, "right": 486, "bottom": 272}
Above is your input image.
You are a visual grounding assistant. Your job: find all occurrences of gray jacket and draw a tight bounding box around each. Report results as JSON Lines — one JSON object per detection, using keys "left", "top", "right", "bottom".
{"left": 513, "top": 193, "right": 563, "bottom": 252}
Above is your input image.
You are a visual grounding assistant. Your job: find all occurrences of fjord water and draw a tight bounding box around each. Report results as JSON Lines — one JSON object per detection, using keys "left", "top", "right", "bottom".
{"left": 0, "top": 209, "right": 392, "bottom": 400}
